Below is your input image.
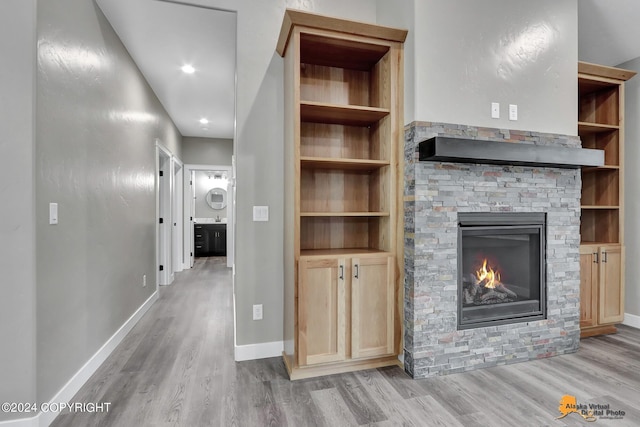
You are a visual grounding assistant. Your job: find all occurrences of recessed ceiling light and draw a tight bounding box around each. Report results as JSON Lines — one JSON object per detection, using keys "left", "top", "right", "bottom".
{"left": 199, "top": 118, "right": 209, "bottom": 125}
{"left": 181, "top": 64, "right": 195, "bottom": 74}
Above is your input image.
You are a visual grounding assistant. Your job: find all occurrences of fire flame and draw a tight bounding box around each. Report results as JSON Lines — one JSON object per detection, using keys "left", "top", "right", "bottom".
{"left": 476, "top": 259, "right": 501, "bottom": 289}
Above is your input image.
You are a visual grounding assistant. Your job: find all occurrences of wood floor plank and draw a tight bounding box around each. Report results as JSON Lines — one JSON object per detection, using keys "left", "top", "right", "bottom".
{"left": 415, "top": 373, "right": 482, "bottom": 417}
{"left": 353, "top": 369, "right": 425, "bottom": 427}
{"left": 331, "top": 372, "right": 387, "bottom": 424}
{"left": 377, "top": 365, "right": 429, "bottom": 399}
{"left": 587, "top": 395, "right": 640, "bottom": 427}
{"left": 445, "top": 369, "right": 555, "bottom": 427}
{"left": 50, "top": 258, "right": 640, "bottom": 427}
{"left": 406, "top": 395, "right": 466, "bottom": 427}
{"left": 456, "top": 412, "right": 511, "bottom": 427}
{"left": 269, "top": 378, "right": 327, "bottom": 426}
{"left": 310, "top": 388, "right": 360, "bottom": 426}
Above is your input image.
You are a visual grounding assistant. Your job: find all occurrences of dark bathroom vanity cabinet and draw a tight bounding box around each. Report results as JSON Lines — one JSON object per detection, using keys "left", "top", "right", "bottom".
{"left": 194, "top": 223, "right": 227, "bottom": 257}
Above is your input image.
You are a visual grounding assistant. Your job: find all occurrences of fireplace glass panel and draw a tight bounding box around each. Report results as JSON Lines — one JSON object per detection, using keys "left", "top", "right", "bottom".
{"left": 458, "top": 213, "right": 546, "bottom": 329}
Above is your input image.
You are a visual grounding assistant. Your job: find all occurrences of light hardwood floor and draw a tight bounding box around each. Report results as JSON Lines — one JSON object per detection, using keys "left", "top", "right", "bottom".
{"left": 52, "top": 258, "right": 640, "bottom": 426}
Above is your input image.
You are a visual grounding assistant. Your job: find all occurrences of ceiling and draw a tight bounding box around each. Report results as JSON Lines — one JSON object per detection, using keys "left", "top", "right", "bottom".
{"left": 95, "top": 0, "right": 236, "bottom": 139}
{"left": 578, "top": 0, "right": 640, "bottom": 67}
{"left": 94, "top": 0, "right": 639, "bottom": 141}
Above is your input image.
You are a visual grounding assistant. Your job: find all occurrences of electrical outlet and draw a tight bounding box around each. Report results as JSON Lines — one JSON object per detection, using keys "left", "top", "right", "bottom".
{"left": 253, "top": 304, "right": 263, "bottom": 320}
{"left": 49, "top": 203, "right": 58, "bottom": 225}
{"left": 491, "top": 102, "right": 500, "bottom": 119}
{"left": 143, "top": 274, "right": 147, "bottom": 287}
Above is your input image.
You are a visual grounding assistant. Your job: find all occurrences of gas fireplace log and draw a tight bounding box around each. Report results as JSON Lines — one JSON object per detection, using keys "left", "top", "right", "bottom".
{"left": 462, "top": 274, "right": 478, "bottom": 285}
{"left": 480, "top": 290, "right": 507, "bottom": 302}
{"left": 478, "top": 284, "right": 518, "bottom": 302}
{"left": 462, "top": 273, "right": 519, "bottom": 305}
{"left": 495, "top": 284, "right": 518, "bottom": 299}
{"left": 464, "top": 289, "right": 475, "bottom": 304}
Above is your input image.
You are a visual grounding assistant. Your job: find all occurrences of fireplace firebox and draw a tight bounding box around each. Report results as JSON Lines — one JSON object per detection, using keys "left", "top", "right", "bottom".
{"left": 458, "top": 213, "right": 546, "bottom": 329}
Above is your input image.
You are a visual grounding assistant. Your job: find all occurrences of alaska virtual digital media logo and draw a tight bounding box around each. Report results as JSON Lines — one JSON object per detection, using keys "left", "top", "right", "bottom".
{"left": 556, "top": 395, "right": 626, "bottom": 422}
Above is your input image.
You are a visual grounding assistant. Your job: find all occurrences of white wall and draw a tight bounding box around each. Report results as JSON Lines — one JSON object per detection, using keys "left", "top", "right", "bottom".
{"left": 618, "top": 56, "right": 640, "bottom": 318}
{"left": 379, "top": 0, "right": 578, "bottom": 135}
{"left": 0, "top": 0, "right": 37, "bottom": 421}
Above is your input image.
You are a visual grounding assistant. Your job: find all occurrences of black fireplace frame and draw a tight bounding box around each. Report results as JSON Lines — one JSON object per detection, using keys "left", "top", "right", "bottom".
{"left": 457, "top": 212, "right": 546, "bottom": 329}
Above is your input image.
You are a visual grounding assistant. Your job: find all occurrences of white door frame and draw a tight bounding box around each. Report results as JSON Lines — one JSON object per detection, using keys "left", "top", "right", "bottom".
{"left": 183, "top": 164, "right": 234, "bottom": 269}
{"left": 156, "top": 140, "right": 178, "bottom": 286}
{"left": 172, "top": 157, "right": 184, "bottom": 275}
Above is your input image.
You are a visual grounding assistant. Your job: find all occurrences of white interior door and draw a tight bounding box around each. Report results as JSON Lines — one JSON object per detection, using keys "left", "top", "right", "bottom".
{"left": 157, "top": 145, "right": 172, "bottom": 286}
{"left": 172, "top": 159, "right": 183, "bottom": 274}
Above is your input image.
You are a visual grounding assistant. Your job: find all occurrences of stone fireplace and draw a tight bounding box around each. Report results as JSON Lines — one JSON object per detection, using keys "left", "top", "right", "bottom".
{"left": 403, "top": 122, "right": 587, "bottom": 378}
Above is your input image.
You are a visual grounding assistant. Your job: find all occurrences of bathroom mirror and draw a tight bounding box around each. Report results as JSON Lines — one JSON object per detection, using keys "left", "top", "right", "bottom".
{"left": 206, "top": 187, "right": 227, "bottom": 210}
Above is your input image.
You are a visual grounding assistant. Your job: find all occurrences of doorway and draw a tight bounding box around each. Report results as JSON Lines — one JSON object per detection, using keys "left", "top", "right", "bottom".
{"left": 183, "top": 164, "right": 234, "bottom": 269}
{"left": 157, "top": 143, "right": 172, "bottom": 286}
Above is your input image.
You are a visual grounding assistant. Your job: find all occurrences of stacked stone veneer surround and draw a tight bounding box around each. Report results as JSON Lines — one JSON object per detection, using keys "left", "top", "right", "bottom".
{"left": 404, "top": 122, "right": 582, "bottom": 378}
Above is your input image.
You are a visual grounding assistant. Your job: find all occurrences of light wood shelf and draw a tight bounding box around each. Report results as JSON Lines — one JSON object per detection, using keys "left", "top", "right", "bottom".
{"left": 578, "top": 61, "right": 635, "bottom": 338}
{"left": 280, "top": 9, "right": 406, "bottom": 379}
{"left": 300, "top": 156, "right": 389, "bottom": 170}
{"left": 300, "top": 101, "right": 389, "bottom": 126}
{"left": 300, "top": 211, "right": 390, "bottom": 217}
{"left": 578, "top": 122, "right": 619, "bottom": 133}
{"left": 582, "top": 165, "right": 620, "bottom": 172}
{"left": 300, "top": 248, "right": 389, "bottom": 257}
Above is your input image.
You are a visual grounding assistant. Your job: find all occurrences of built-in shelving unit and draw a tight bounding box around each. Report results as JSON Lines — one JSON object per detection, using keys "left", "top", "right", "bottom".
{"left": 578, "top": 61, "right": 635, "bottom": 337}
{"left": 278, "top": 9, "right": 407, "bottom": 379}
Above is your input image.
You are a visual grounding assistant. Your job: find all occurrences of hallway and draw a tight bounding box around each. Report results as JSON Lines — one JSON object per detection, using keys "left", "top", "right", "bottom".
{"left": 51, "top": 258, "right": 640, "bottom": 426}
{"left": 51, "top": 257, "right": 254, "bottom": 426}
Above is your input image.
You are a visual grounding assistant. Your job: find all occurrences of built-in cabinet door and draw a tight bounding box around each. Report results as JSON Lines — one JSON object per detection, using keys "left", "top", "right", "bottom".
{"left": 211, "top": 226, "right": 227, "bottom": 255}
{"left": 579, "top": 245, "right": 599, "bottom": 328}
{"left": 298, "top": 257, "right": 346, "bottom": 366}
{"left": 351, "top": 255, "right": 394, "bottom": 359}
{"left": 599, "top": 245, "right": 624, "bottom": 324}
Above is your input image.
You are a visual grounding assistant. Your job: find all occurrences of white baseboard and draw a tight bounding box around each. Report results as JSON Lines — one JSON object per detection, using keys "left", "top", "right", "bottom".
{"left": 0, "top": 291, "right": 158, "bottom": 427}
{"left": 234, "top": 341, "right": 283, "bottom": 362}
{"left": 623, "top": 312, "right": 640, "bottom": 329}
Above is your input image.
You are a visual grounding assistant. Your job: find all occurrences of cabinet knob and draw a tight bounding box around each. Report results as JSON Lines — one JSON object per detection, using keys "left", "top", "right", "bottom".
{"left": 593, "top": 252, "right": 598, "bottom": 263}
{"left": 602, "top": 251, "right": 607, "bottom": 263}
{"left": 339, "top": 265, "right": 344, "bottom": 280}
{"left": 354, "top": 264, "right": 359, "bottom": 279}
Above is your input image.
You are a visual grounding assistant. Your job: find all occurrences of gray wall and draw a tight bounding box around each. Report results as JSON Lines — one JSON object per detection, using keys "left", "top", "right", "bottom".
{"left": 192, "top": 0, "right": 577, "bottom": 348}
{"left": 189, "top": 0, "right": 377, "bottom": 347}
{"left": 618, "top": 56, "right": 640, "bottom": 318}
{"left": 378, "top": 0, "right": 578, "bottom": 136}
{"left": 0, "top": 0, "right": 37, "bottom": 420}
{"left": 36, "top": 0, "right": 181, "bottom": 403}
{"left": 182, "top": 137, "right": 233, "bottom": 165}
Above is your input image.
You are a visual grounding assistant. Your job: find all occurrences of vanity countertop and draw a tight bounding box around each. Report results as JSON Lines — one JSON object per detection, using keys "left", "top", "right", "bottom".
{"left": 194, "top": 218, "right": 227, "bottom": 224}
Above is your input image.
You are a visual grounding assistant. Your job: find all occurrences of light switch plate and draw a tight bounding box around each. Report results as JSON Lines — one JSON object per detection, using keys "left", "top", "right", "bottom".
{"left": 253, "top": 304, "right": 263, "bottom": 320}
{"left": 509, "top": 104, "right": 518, "bottom": 121}
{"left": 49, "top": 203, "right": 58, "bottom": 225}
{"left": 253, "top": 206, "right": 269, "bottom": 222}
{"left": 491, "top": 102, "right": 500, "bottom": 119}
